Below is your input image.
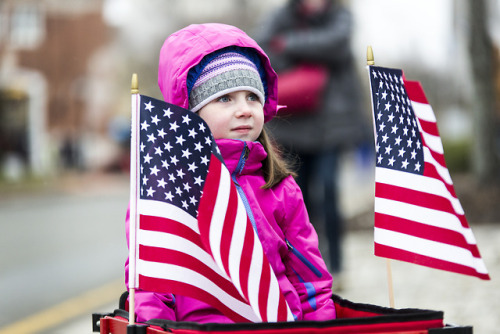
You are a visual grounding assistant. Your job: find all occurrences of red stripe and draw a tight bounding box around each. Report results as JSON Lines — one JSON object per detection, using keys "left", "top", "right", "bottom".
{"left": 422, "top": 162, "right": 458, "bottom": 198}
{"left": 375, "top": 243, "right": 490, "bottom": 280}
{"left": 138, "top": 276, "right": 252, "bottom": 322}
{"left": 374, "top": 213, "right": 481, "bottom": 258}
{"left": 404, "top": 80, "right": 428, "bottom": 104}
{"left": 220, "top": 181, "right": 239, "bottom": 277}
{"left": 375, "top": 182, "right": 467, "bottom": 227}
{"left": 418, "top": 118, "right": 440, "bottom": 137}
{"left": 140, "top": 215, "right": 204, "bottom": 248}
{"left": 239, "top": 216, "right": 253, "bottom": 304}
{"left": 258, "top": 255, "right": 271, "bottom": 322}
{"left": 197, "top": 155, "right": 221, "bottom": 254}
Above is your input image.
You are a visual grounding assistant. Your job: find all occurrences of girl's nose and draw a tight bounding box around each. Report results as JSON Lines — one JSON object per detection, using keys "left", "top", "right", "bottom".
{"left": 235, "top": 100, "right": 252, "bottom": 118}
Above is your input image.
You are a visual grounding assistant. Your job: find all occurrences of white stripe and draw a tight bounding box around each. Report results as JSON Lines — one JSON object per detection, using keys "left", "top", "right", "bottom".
{"left": 137, "top": 260, "right": 260, "bottom": 322}
{"left": 374, "top": 197, "right": 476, "bottom": 244}
{"left": 422, "top": 146, "right": 453, "bottom": 185}
{"left": 420, "top": 129, "right": 444, "bottom": 155}
{"left": 138, "top": 199, "right": 199, "bottom": 233}
{"left": 227, "top": 199, "right": 246, "bottom": 300}
{"left": 374, "top": 228, "right": 488, "bottom": 274}
{"left": 375, "top": 168, "right": 463, "bottom": 214}
{"left": 412, "top": 100, "right": 436, "bottom": 123}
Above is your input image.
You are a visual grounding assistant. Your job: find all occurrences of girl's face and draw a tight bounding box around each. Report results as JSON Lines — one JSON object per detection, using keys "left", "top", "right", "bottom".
{"left": 198, "top": 90, "right": 264, "bottom": 142}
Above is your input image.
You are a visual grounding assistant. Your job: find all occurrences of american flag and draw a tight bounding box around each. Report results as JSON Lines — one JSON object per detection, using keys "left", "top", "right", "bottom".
{"left": 368, "top": 66, "right": 489, "bottom": 280}
{"left": 128, "top": 94, "right": 294, "bottom": 322}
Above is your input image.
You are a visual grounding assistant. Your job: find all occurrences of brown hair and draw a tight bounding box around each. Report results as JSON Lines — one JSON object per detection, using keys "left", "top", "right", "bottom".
{"left": 257, "top": 127, "right": 297, "bottom": 189}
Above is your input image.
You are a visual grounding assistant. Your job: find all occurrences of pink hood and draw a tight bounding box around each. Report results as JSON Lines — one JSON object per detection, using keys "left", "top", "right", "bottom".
{"left": 158, "top": 23, "right": 279, "bottom": 123}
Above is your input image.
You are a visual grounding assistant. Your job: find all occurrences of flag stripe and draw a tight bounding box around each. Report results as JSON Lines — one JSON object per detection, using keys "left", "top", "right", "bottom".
{"left": 374, "top": 213, "right": 481, "bottom": 257}
{"left": 374, "top": 228, "right": 488, "bottom": 274}
{"left": 374, "top": 244, "right": 490, "bottom": 280}
{"left": 138, "top": 275, "right": 256, "bottom": 323}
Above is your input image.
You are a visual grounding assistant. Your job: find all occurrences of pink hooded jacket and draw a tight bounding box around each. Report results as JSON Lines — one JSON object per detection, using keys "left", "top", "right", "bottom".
{"left": 126, "top": 23, "right": 335, "bottom": 323}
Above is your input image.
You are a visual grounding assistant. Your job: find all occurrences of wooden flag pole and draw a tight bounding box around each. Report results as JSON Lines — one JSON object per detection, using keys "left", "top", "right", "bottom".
{"left": 129, "top": 73, "right": 139, "bottom": 325}
{"left": 366, "top": 46, "right": 395, "bottom": 308}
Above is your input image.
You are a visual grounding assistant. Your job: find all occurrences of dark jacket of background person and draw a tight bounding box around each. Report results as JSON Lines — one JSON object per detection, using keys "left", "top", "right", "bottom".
{"left": 254, "top": 0, "right": 368, "bottom": 153}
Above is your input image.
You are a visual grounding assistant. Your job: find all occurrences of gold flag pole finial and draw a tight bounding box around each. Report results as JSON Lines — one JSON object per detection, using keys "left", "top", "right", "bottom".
{"left": 131, "top": 73, "right": 139, "bottom": 94}
{"left": 367, "top": 46, "right": 375, "bottom": 65}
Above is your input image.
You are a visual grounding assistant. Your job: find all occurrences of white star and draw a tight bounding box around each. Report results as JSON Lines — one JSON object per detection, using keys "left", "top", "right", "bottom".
{"left": 401, "top": 159, "right": 409, "bottom": 169}
{"left": 182, "top": 114, "right": 191, "bottom": 124}
{"left": 398, "top": 148, "right": 406, "bottom": 157}
{"left": 384, "top": 102, "right": 391, "bottom": 111}
{"left": 141, "top": 121, "right": 150, "bottom": 131}
{"left": 177, "top": 169, "right": 185, "bottom": 178}
{"left": 161, "top": 159, "right": 169, "bottom": 169}
{"left": 181, "top": 200, "right": 189, "bottom": 210}
{"left": 157, "top": 178, "right": 167, "bottom": 188}
{"left": 204, "top": 136, "right": 212, "bottom": 145}
{"left": 142, "top": 175, "right": 148, "bottom": 185}
{"left": 388, "top": 157, "right": 395, "bottom": 166}
{"left": 381, "top": 91, "right": 388, "bottom": 100}
{"left": 183, "top": 182, "right": 191, "bottom": 192}
{"left": 188, "top": 162, "right": 198, "bottom": 172}
{"left": 150, "top": 165, "right": 160, "bottom": 176}
{"left": 414, "top": 161, "right": 421, "bottom": 172}
{"left": 144, "top": 153, "right": 152, "bottom": 163}
{"left": 407, "top": 138, "right": 413, "bottom": 148}
{"left": 140, "top": 142, "right": 145, "bottom": 152}
{"left": 391, "top": 125, "right": 398, "bottom": 134}
{"left": 387, "top": 113, "right": 395, "bottom": 123}
{"left": 384, "top": 145, "right": 393, "bottom": 155}
{"left": 377, "top": 155, "right": 383, "bottom": 164}
{"left": 381, "top": 134, "right": 389, "bottom": 143}
{"left": 411, "top": 150, "right": 417, "bottom": 159}
{"left": 164, "top": 142, "right": 173, "bottom": 152}
{"left": 378, "top": 122, "right": 386, "bottom": 132}
{"left": 154, "top": 146, "right": 163, "bottom": 156}
{"left": 144, "top": 101, "right": 154, "bottom": 111}
{"left": 199, "top": 122, "right": 206, "bottom": 132}
{"left": 146, "top": 187, "right": 155, "bottom": 197}
{"left": 168, "top": 173, "right": 176, "bottom": 182}
{"left": 188, "top": 128, "right": 197, "bottom": 138}
{"left": 151, "top": 115, "right": 160, "bottom": 125}
{"left": 170, "top": 155, "right": 179, "bottom": 165}
{"left": 194, "top": 142, "right": 203, "bottom": 152}
{"left": 394, "top": 136, "right": 402, "bottom": 146}
{"left": 157, "top": 128, "right": 166, "bottom": 138}
{"left": 165, "top": 191, "right": 174, "bottom": 201}
{"left": 182, "top": 149, "right": 192, "bottom": 159}
{"left": 147, "top": 133, "right": 156, "bottom": 143}
{"left": 194, "top": 176, "right": 203, "bottom": 186}
{"left": 200, "top": 156, "right": 209, "bottom": 165}
{"left": 175, "top": 187, "right": 183, "bottom": 196}
{"left": 176, "top": 135, "right": 186, "bottom": 146}
{"left": 164, "top": 108, "right": 173, "bottom": 118}
{"left": 170, "top": 121, "right": 179, "bottom": 132}
{"left": 190, "top": 196, "right": 198, "bottom": 205}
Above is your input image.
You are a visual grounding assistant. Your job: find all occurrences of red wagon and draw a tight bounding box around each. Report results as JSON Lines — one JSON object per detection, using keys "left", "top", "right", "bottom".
{"left": 92, "top": 293, "right": 472, "bottom": 334}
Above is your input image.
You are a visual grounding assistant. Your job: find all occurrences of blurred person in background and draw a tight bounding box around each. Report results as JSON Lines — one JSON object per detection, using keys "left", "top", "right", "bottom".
{"left": 254, "top": 0, "right": 370, "bottom": 286}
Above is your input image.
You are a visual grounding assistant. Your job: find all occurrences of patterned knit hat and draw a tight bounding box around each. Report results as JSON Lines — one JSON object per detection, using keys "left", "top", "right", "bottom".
{"left": 188, "top": 51, "right": 265, "bottom": 112}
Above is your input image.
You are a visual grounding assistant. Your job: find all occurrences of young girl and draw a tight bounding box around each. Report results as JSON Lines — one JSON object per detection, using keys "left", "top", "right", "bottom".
{"left": 126, "top": 23, "right": 335, "bottom": 323}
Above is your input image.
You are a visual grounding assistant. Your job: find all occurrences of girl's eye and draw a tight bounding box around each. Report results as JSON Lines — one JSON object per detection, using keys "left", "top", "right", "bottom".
{"left": 217, "top": 95, "right": 230, "bottom": 103}
{"left": 247, "top": 93, "right": 259, "bottom": 102}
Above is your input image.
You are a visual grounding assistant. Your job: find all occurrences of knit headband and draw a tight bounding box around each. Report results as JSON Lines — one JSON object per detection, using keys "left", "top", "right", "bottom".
{"left": 188, "top": 52, "right": 265, "bottom": 112}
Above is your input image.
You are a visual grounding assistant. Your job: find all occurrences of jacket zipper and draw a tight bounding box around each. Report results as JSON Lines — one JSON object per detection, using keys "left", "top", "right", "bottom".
{"left": 231, "top": 143, "right": 258, "bottom": 232}
{"left": 285, "top": 239, "right": 322, "bottom": 278}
